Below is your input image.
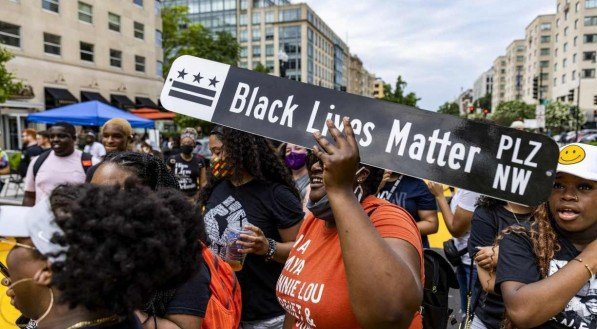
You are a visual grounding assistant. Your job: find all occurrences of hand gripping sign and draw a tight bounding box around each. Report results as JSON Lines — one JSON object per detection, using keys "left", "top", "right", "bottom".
{"left": 160, "top": 56, "right": 559, "bottom": 206}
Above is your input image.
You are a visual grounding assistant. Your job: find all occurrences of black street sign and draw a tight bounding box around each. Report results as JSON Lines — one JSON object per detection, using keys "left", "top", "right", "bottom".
{"left": 160, "top": 56, "right": 559, "bottom": 206}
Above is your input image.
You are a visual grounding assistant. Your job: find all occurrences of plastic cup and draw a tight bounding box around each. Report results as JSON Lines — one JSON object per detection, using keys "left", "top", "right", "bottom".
{"left": 222, "top": 227, "right": 252, "bottom": 271}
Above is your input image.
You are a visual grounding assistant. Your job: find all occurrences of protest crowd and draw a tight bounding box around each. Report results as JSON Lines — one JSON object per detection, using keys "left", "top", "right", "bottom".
{"left": 0, "top": 113, "right": 595, "bottom": 329}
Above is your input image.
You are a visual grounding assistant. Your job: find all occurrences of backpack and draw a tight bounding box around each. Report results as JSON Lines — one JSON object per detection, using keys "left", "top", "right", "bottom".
{"left": 32, "top": 150, "right": 93, "bottom": 179}
{"left": 422, "top": 249, "right": 460, "bottom": 329}
{"left": 201, "top": 247, "right": 242, "bottom": 329}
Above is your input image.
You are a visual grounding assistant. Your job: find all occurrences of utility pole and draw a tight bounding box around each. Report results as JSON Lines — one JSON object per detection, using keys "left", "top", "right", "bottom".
{"left": 576, "top": 78, "right": 581, "bottom": 142}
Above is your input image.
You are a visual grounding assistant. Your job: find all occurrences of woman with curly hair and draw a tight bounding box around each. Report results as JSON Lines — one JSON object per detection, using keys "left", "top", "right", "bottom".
{"left": 0, "top": 183, "right": 200, "bottom": 329}
{"left": 495, "top": 143, "right": 597, "bottom": 328}
{"left": 200, "top": 126, "right": 304, "bottom": 328}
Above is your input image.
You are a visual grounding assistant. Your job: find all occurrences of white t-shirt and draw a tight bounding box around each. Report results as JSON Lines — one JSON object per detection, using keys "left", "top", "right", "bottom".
{"left": 25, "top": 150, "right": 100, "bottom": 204}
{"left": 83, "top": 142, "right": 106, "bottom": 159}
{"left": 449, "top": 188, "right": 481, "bottom": 265}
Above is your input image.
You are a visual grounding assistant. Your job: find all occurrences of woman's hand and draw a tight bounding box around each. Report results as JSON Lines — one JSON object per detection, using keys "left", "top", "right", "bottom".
{"left": 427, "top": 181, "right": 445, "bottom": 197}
{"left": 377, "top": 170, "right": 392, "bottom": 194}
{"left": 312, "top": 117, "right": 360, "bottom": 193}
{"left": 475, "top": 246, "right": 499, "bottom": 271}
{"left": 237, "top": 225, "right": 269, "bottom": 256}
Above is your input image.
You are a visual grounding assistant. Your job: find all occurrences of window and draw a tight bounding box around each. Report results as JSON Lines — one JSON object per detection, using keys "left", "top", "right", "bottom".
{"left": 266, "top": 60, "right": 274, "bottom": 72}
{"left": 78, "top": 2, "right": 92, "bottom": 23}
{"left": 108, "top": 13, "right": 120, "bottom": 32}
{"left": 584, "top": 34, "right": 597, "bottom": 43}
{"left": 135, "top": 55, "right": 145, "bottom": 72}
{"left": 585, "top": 16, "right": 597, "bottom": 26}
{"left": 252, "top": 27, "right": 260, "bottom": 41}
{"left": 564, "top": 27, "right": 569, "bottom": 36}
{"left": 540, "top": 48, "right": 550, "bottom": 56}
{"left": 156, "top": 60, "right": 162, "bottom": 76}
{"left": 540, "top": 60, "right": 549, "bottom": 68}
{"left": 564, "top": 42, "right": 568, "bottom": 52}
{"left": 540, "top": 23, "right": 551, "bottom": 30}
{"left": 252, "top": 12, "right": 260, "bottom": 24}
{"left": 80, "top": 41, "right": 94, "bottom": 62}
{"left": 42, "top": 0, "right": 59, "bottom": 13}
{"left": 587, "top": 0, "right": 597, "bottom": 8}
{"left": 554, "top": 63, "right": 558, "bottom": 72}
{"left": 239, "top": 29, "right": 247, "bottom": 42}
{"left": 562, "top": 74, "right": 566, "bottom": 83}
{"left": 556, "top": 19, "right": 560, "bottom": 27}
{"left": 239, "top": 14, "right": 247, "bottom": 25}
{"left": 563, "top": 58, "right": 568, "bottom": 68}
{"left": 582, "top": 69, "right": 596, "bottom": 78}
{"left": 574, "top": 36, "right": 578, "bottom": 46}
{"left": 110, "top": 49, "right": 121, "bottom": 67}
{"left": 553, "top": 77, "right": 557, "bottom": 86}
{"left": 540, "top": 35, "right": 551, "bottom": 43}
{"left": 43, "top": 33, "right": 60, "bottom": 55}
{"left": 265, "top": 11, "right": 274, "bottom": 23}
{"left": 584, "top": 51, "right": 596, "bottom": 61}
{"left": 134, "top": 21, "right": 144, "bottom": 39}
{"left": 265, "top": 26, "right": 274, "bottom": 40}
{"left": 252, "top": 45, "right": 261, "bottom": 57}
{"left": 266, "top": 44, "right": 274, "bottom": 56}
{"left": 573, "top": 53, "right": 577, "bottom": 63}
{"left": 516, "top": 55, "right": 524, "bottom": 61}
{"left": 556, "top": 33, "right": 559, "bottom": 42}
{"left": 240, "top": 46, "right": 247, "bottom": 57}
{"left": 280, "top": 9, "right": 300, "bottom": 21}
{"left": 555, "top": 48, "right": 559, "bottom": 57}
{"left": 0, "top": 21, "right": 20, "bottom": 47}
{"left": 155, "top": 29, "right": 162, "bottom": 47}
{"left": 240, "top": 0, "right": 248, "bottom": 10}
{"left": 239, "top": 61, "right": 247, "bottom": 69}
{"left": 572, "top": 70, "right": 576, "bottom": 80}
{"left": 133, "top": 0, "right": 143, "bottom": 7}
{"left": 155, "top": 0, "right": 160, "bottom": 15}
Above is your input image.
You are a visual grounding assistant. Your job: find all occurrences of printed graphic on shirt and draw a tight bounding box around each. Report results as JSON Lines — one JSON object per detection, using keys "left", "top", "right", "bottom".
{"left": 204, "top": 196, "right": 248, "bottom": 254}
{"left": 549, "top": 260, "right": 597, "bottom": 328}
{"left": 170, "top": 159, "right": 197, "bottom": 191}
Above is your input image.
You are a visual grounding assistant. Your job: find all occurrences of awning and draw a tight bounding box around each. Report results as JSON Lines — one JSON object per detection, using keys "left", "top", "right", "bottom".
{"left": 110, "top": 94, "right": 136, "bottom": 109}
{"left": 130, "top": 108, "right": 176, "bottom": 120}
{"left": 45, "top": 87, "right": 78, "bottom": 105}
{"left": 81, "top": 91, "right": 109, "bottom": 104}
{"left": 135, "top": 97, "right": 158, "bottom": 109}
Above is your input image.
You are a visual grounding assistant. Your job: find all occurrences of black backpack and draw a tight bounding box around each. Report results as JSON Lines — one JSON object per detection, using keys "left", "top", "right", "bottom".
{"left": 422, "top": 249, "right": 459, "bottom": 329}
{"left": 32, "top": 150, "right": 94, "bottom": 179}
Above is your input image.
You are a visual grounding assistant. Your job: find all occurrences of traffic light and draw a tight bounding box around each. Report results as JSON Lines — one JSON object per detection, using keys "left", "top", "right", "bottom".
{"left": 532, "top": 77, "right": 538, "bottom": 100}
{"left": 567, "top": 89, "right": 575, "bottom": 102}
{"left": 594, "top": 95, "right": 597, "bottom": 105}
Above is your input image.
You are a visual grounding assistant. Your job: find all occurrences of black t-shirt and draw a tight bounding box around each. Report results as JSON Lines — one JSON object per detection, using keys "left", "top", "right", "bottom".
{"left": 86, "top": 315, "right": 143, "bottom": 329}
{"left": 165, "top": 261, "right": 211, "bottom": 317}
{"left": 468, "top": 206, "right": 532, "bottom": 329}
{"left": 18, "top": 144, "right": 43, "bottom": 177}
{"left": 496, "top": 222, "right": 597, "bottom": 328}
{"left": 203, "top": 180, "right": 304, "bottom": 321}
{"left": 167, "top": 154, "right": 204, "bottom": 196}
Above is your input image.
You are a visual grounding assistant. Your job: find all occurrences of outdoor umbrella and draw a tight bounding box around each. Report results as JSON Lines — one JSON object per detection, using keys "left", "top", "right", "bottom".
{"left": 27, "top": 100, "right": 154, "bottom": 128}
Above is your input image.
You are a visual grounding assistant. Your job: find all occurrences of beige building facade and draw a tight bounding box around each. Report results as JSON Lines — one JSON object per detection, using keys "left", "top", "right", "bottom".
{"left": 552, "top": 0, "right": 597, "bottom": 122}
{"left": 373, "top": 78, "right": 385, "bottom": 99}
{"left": 347, "top": 55, "right": 375, "bottom": 97}
{"left": 0, "top": 0, "right": 163, "bottom": 149}
{"left": 522, "top": 14, "right": 556, "bottom": 104}
{"left": 504, "top": 40, "right": 526, "bottom": 102}
{"left": 491, "top": 55, "right": 507, "bottom": 111}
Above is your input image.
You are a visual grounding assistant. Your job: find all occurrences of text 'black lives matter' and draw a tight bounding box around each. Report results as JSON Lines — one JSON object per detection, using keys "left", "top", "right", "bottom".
{"left": 160, "top": 55, "right": 560, "bottom": 206}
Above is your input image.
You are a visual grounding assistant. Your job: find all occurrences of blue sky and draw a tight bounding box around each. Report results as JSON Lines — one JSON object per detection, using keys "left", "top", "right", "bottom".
{"left": 303, "top": 0, "right": 555, "bottom": 111}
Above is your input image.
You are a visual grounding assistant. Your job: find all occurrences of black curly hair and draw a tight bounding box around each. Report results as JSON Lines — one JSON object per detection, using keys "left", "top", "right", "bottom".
{"left": 99, "top": 152, "right": 178, "bottom": 191}
{"left": 47, "top": 182, "right": 202, "bottom": 314}
{"left": 476, "top": 196, "right": 507, "bottom": 209}
{"left": 198, "top": 127, "right": 299, "bottom": 206}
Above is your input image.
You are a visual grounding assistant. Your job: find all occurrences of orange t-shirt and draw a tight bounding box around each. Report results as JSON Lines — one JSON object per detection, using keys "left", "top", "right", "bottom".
{"left": 276, "top": 196, "right": 424, "bottom": 329}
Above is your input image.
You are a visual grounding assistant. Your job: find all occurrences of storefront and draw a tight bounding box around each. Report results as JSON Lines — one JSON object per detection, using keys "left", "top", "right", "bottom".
{"left": 0, "top": 100, "right": 44, "bottom": 150}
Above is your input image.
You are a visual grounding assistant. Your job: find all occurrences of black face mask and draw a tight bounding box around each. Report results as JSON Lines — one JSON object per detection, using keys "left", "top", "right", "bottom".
{"left": 181, "top": 145, "right": 194, "bottom": 155}
{"left": 306, "top": 194, "right": 334, "bottom": 222}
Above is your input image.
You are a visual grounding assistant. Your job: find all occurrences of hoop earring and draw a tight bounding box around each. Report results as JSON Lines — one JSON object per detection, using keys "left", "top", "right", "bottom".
{"left": 354, "top": 185, "right": 364, "bottom": 203}
{"left": 35, "top": 287, "right": 54, "bottom": 325}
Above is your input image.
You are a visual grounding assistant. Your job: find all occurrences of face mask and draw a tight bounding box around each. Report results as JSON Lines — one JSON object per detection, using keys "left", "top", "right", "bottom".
{"left": 308, "top": 167, "right": 368, "bottom": 221}
{"left": 284, "top": 152, "right": 307, "bottom": 170}
{"left": 9, "top": 277, "right": 54, "bottom": 324}
{"left": 181, "top": 145, "right": 194, "bottom": 155}
{"left": 211, "top": 156, "right": 232, "bottom": 179}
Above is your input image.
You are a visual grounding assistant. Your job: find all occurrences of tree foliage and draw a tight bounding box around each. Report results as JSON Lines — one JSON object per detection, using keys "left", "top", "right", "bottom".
{"left": 474, "top": 93, "right": 492, "bottom": 111}
{"left": 491, "top": 100, "right": 535, "bottom": 126}
{"left": 253, "top": 62, "right": 270, "bottom": 74}
{"left": 0, "top": 46, "right": 23, "bottom": 103}
{"left": 545, "top": 101, "right": 586, "bottom": 133}
{"left": 382, "top": 76, "right": 420, "bottom": 107}
{"left": 437, "top": 101, "right": 460, "bottom": 116}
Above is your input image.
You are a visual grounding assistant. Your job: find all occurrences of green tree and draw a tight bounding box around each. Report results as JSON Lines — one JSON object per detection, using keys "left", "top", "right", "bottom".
{"left": 491, "top": 100, "right": 535, "bottom": 126}
{"left": 382, "top": 76, "right": 420, "bottom": 107}
{"left": 0, "top": 46, "right": 22, "bottom": 103}
{"left": 437, "top": 101, "right": 460, "bottom": 116}
{"left": 253, "top": 62, "right": 270, "bottom": 74}
{"left": 474, "top": 93, "right": 492, "bottom": 111}
{"left": 545, "top": 101, "right": 586, "bottom": 134}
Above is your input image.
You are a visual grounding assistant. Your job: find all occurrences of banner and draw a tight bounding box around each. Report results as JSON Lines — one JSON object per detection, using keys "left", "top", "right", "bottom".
{"left": 160, "top": 56, "right": 559, "bottom": 206}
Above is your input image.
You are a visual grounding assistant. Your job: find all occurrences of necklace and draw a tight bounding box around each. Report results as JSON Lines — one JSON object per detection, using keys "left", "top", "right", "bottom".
{"left": 65, "top": 315, "right": 121, "bottom": 329}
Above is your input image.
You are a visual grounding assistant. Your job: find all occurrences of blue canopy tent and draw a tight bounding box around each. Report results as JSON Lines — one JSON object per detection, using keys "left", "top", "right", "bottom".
{"left": 27, "top": 100, "right": 154, "bottom": 128}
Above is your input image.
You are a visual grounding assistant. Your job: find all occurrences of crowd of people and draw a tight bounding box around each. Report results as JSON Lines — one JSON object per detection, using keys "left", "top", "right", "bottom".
{"left": 0, "top": 116, "right": 594, "bottom": 329}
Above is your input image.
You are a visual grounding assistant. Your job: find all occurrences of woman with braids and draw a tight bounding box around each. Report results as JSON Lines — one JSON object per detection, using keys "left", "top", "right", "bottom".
{"left": 201, "top": 126, "right": 304, "bottom": 328}
{"left": 0, "top": 183, "right": 200, "bottom": 329}
{"left": 466, "top": 197, "right": 534, "bottom": 329}
{"left": 495, "top": 143, "right": 597, "bottom": 329}
{"left": 276, "top": 118, "right": 423, "bottom": 329}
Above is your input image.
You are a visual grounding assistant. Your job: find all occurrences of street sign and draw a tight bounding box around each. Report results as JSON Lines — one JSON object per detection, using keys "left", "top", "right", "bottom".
{"left": 160, "top": 56, "right": 560, "bottom": 205}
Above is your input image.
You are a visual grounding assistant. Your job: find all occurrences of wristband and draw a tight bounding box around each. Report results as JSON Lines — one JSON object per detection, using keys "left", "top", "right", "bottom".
{"left": 573, "top": 258, "right": 594, "bottom": 279}
{"left": 265, "top": 238, "right": 277, "bottom": 261}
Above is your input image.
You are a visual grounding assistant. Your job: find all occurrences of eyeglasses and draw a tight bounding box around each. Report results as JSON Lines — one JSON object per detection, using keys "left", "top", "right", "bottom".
{"left": 0, "top": 261, "right": 9, "bottom": 286}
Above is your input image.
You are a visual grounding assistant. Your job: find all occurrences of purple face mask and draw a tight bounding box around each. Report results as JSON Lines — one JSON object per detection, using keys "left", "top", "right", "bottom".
{"left": 285, "top": 151, "right": 307, "bottom": 170}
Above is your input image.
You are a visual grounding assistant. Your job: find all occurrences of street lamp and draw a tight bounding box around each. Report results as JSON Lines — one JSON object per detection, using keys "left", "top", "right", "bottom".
{"left": 278, "top": 50, "right": 288, "bottom": 78}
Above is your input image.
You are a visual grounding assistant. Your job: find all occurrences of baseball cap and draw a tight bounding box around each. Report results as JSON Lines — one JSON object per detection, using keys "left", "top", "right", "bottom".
{"left": 0, "top": 198, "right": 68, "bottom": 263}
{"left": 556, "top": 143, "right": 597, "bottom": 181}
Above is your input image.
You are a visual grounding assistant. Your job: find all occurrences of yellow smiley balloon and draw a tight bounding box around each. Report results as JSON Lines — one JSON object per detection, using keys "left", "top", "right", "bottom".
{"left": 558, "top": 145, "right": 586, "bottom": 165}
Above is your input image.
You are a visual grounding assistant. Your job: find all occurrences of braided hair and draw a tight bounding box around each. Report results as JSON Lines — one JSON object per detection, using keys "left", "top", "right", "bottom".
{"left": 100, "top": 152, "right": 178, "bottom": 190}
{"left": 198, "top": 127, "right": 299, "bottom": 207}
